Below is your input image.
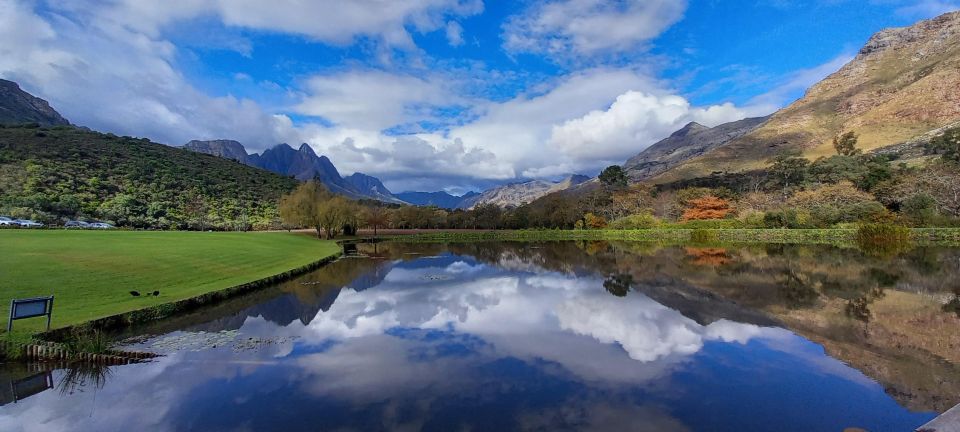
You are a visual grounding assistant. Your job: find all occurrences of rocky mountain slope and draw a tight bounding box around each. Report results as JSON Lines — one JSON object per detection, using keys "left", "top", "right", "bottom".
{"left": 344, "top": 173, "right": 405, "bottom": 204}
{"left": 459, "top": 175, "right": 590, "bottom": 209}
{"left": 655, "top": 10, "right": 960, "bottom": 183}
{"left": 184, "top": 140, "right": 404, "bottom": 203}
{"left": 393, "top": 191, "right": 481, "bottom": 209}
{"left": 623, "top": 116, "right": 769, "bottom": 182}
{"left": 0, "top": 79, "right": 70, "bottom": 126}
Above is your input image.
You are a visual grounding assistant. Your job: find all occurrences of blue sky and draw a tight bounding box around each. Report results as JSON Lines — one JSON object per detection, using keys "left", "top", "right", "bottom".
{"left": 1, "top": 0, "right": 958, "bottom": 193}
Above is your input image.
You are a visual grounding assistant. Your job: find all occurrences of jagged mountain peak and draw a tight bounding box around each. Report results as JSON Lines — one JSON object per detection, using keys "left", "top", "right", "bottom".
{"left": 298, "top": 143, "right": 317, "bottom": 156}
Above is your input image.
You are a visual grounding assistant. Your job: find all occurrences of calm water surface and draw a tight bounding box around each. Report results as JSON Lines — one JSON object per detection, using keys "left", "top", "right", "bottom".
{"left": 2, "top": 241, "right": 959, "bottom": 432}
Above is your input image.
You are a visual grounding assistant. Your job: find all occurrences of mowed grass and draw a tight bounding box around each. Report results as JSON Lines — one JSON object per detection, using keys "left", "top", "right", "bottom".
{"left": 0, "top": 230, "right": 340, "bottom": 334}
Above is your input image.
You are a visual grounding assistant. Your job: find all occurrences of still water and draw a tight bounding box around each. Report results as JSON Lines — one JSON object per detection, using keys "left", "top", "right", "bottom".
{"left": 2, "top": 241, "right": 959, "bottom": 431}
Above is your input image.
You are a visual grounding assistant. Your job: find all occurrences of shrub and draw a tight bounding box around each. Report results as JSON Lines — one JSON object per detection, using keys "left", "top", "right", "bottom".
{"left": 584, "top": 212, "right": 608, "bottom": 229}
{"left": 681, "top": 196, "right": 733, "bottom": 221}
{"left": 902, "top": 193, "right": 938, "bottom": 226}
{"left": 737, "top": 210, "right": 767, "bottom": 229}
{"left": 609, "top": 213, "right": 660, "bottom": 230}
{"left": 763, "top": 209, "right": 814, "bottom": 229}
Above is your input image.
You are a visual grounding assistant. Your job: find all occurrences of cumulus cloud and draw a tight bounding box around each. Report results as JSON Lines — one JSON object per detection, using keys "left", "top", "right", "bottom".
{"left": 549, "top": 91, "right": 750, "bottom": 161}
{"left": 503, "top": 0, "right": 688, "bottom": 58}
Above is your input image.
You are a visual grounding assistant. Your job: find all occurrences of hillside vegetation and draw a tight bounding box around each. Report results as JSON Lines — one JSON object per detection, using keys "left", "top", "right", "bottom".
{"left": 0, "top": 125, "right": 298, "bottom": 229}
{"left": 655, "top": 11, "right": 960, "bottom": 182}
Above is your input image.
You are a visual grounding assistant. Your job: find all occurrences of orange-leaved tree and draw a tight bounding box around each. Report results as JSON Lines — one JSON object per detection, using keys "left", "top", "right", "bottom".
{"left": 681, "top": 196, "right": 733, "bottom": 221}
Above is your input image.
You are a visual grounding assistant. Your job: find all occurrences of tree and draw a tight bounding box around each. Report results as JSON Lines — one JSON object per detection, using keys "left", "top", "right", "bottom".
{"left": 317, "top": 196, "right": 353, "bottom": 239}
{"left": 362, "top": 206, "right": 390, "bottom": 237}
{"left": 681, "top": 196, "right": 733, "bottom": 221}
{"left": 278, "top": 180, "right": 333, "bottom": 238}
{"left": 769, "top": 151, "right": 809, "bottom": 192}
{"left": 925, "top": 126, "right": 960, "bottom": 162}
{"left": 599, "top": 165, "right": 628, "bottom": 189}
{"left": 833, "top": 131, "right": 861, "bottom": 157}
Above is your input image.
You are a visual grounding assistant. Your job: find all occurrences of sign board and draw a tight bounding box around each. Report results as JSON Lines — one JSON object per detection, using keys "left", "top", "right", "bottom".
{"left": 7, "top": 296, "right": 54, "bottom": 331}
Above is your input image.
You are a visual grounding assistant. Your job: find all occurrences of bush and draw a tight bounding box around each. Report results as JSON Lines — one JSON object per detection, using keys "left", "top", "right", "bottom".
{"left": 902, "top": 193, "right": 938, "bottom": 226}
{"left": 609, "top": 213, "right": 660, "bottom": 230}
{"left": 763, "top": 209, "right": 814, "bottom": 229}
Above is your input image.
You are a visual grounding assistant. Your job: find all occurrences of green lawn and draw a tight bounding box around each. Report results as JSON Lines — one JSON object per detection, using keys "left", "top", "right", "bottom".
{"left": 0, "top": 230, "right": 340, "bottom": 334}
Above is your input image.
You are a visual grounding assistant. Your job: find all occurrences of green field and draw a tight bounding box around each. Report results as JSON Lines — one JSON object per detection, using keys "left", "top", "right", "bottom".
{"left": 0, "top": 230, "right": 340, "bottom": 334}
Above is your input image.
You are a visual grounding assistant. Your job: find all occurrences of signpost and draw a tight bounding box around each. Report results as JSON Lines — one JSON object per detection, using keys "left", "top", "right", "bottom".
{"left": 7, "top": 296, "right": 54, "bottom": 332}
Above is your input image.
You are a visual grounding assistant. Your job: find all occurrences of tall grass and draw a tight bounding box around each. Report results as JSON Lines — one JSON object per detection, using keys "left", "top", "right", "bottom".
{"left": 855, "top": 223, "right": 912, "bottom": 257}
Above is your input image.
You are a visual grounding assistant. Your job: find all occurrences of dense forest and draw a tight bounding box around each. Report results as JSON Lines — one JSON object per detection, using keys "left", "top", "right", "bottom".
{"left": 0, "top": 124, "right": 298, "bottom": 230}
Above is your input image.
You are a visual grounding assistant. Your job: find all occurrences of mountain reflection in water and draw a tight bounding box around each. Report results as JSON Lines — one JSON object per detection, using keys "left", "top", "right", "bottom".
{"left": 1, "top": 241, "right": 958, "bottom": 432}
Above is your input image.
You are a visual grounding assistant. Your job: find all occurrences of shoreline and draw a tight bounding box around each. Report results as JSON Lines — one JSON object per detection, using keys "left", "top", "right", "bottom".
{"left": 376, "top": 228, "right": 960, "bottom": 246}
{"left": 38, "top": 251, "right": 342, "bottom": 341}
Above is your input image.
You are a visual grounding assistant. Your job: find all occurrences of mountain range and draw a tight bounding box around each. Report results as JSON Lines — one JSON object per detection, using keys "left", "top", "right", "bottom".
{"left": 184, "top": 139, "right": 405, "bottom": 203}
{"left": 639, "top": 10, "right": 960, "bottom": 183}
{"left": 185, "top": 139, "right": 593, "bottom": 208}
{"left": 458, "top": 175, "right": 591, "bottom": 209}
{"left": 394, "top": 191, "right": 481, "bottom": 209}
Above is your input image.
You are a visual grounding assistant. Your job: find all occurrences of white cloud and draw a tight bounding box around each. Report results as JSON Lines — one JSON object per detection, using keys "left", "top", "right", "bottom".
{"left": 503, "top": 0, "right": 688, "bottom": 58}
{"left": 92, "top": 0, "right": 483, "bottom": 48}
{"left": 548, "top": 91, "right": 750, "bottom": 161}
{"left": 446, "top": 21, "right": 465, "bottom": 46}
{"left": 0, "top": 0, "right": 291, "bottom": 148}
{"left": 294, "top": 70, "right": 462, "bottom": 131}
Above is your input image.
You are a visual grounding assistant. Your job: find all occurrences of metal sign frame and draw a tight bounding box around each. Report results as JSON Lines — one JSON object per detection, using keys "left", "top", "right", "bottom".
{"left": 7, "top": 296, "right": 54, "bottom": 332}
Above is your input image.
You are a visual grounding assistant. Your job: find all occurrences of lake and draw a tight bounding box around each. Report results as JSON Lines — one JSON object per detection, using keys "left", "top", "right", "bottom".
{"left": 2, "top": 241, "right": 959, "bottom": 431}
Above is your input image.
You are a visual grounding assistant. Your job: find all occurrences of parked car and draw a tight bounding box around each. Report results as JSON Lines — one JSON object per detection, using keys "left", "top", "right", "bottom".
{"left": 65, "top": 220, "right": 91, "bottom": 228}
{"left": 15, "top": 219, "right": 44, "bottom": 228}
{"left": 89, "top": 222, "right": 115, "bottom": 229}
{"left": 0, "top": 216, "right": 15, "bottom": 226}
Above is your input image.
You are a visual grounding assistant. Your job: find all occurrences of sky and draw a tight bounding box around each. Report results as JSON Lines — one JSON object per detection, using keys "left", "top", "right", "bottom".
{"left": 1, "top": 0, "right": 958, "bottom": 193}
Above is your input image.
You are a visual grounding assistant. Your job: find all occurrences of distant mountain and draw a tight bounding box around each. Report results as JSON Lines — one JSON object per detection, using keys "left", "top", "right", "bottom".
{"left": 185, "top": 140, "right": 404, "bottom": 203}
{"left": 459, "top": 175, "right": 590, "bottom": 209}
{"left": 183, "top": 139, "right": 251, "bottom": 164}
{"left": 344, "top": 173, "right": 405, "bottom": 204}
{"left": 623, "top": 116, "right": 769, "bottom": 182}
{"left": 394, "top": 191, "right": 480, "bottom": 209}
{"left": 655, "top": 10, "right": 960, "bottom": 183}
{"left": 0, "top": 79, "right": 70, "bottom": 126}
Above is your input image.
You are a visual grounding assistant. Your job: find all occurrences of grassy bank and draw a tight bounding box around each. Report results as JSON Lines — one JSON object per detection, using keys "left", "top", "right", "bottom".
{"left": 386, "top": 228, "right": 960, "bottom": 245}
{"left": 1, "top": 231, "right": 340, "bottom": 335}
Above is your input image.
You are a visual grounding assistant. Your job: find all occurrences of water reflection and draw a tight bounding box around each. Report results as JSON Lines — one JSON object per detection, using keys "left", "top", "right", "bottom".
{"left": 1, "top": 241, "right": 958, "bottom": 431}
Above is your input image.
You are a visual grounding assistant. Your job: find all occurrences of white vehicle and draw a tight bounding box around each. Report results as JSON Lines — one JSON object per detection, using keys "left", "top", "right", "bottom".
{"left": 0, "top": 216, "right": 15, "bottom": 226}
{"left": 89, "top": 222, "right": 115, "bottom": 229}
{"left": 15, "top": 219, "right": 44, "bottom": 228}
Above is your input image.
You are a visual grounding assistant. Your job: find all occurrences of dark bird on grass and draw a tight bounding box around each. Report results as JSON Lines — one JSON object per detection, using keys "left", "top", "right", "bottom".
{"left": 129, "top": 291, "right": 141, "bottom": 297}
{"left": 152, "top": 290, "right": 160, "bottom": 296}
